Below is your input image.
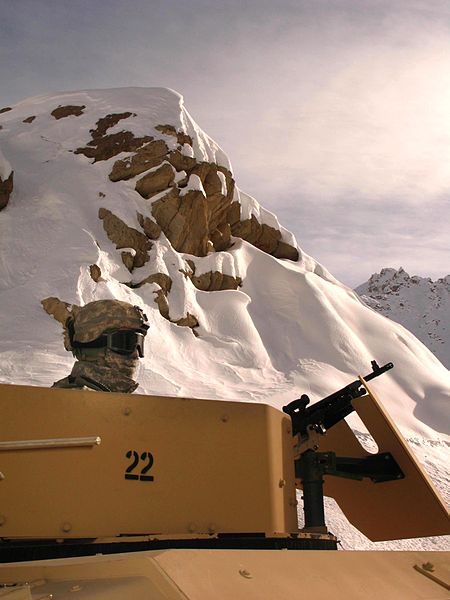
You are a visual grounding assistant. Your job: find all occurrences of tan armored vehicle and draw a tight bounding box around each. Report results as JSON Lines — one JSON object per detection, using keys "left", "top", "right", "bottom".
{"left": 0, "top": 362, "right": 449, "bottom": 599}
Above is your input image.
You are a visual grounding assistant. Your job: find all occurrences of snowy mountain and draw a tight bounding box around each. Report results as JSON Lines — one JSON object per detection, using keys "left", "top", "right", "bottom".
{"left": 0, "top": 88, "right": 448, "bottom": 550}
{"left": 356, "top": 268, "right": 450, "bottom": 369}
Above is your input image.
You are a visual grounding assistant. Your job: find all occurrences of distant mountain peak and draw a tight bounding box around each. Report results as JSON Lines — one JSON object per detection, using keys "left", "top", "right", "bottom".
{"left": 356, "top": 268, "right": 450, "bottom": 368}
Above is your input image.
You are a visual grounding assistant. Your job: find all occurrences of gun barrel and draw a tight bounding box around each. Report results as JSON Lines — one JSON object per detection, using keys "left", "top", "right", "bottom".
{"left": 364, "top": 361, "right": 393, "bottom": 382}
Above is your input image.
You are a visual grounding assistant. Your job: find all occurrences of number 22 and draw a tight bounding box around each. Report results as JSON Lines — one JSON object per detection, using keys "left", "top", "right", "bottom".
{"left": 125, "top": 450, "right": 154, "bottom": 481}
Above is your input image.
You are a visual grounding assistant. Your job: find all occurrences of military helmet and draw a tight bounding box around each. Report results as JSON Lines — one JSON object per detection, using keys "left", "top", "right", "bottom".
{"left": 66, "top": 300, "right": 149, "bottom": 357}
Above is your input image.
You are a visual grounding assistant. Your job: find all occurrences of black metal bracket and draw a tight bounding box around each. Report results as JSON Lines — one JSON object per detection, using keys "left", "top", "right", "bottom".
{"left": 296, "top": 450, "right": 404, "bottom": 530}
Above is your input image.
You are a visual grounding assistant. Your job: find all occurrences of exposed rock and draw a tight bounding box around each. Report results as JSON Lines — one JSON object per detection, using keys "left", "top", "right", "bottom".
{"left": 0, "top": 107, "right": 12, "bottom": 114}
{"left": 90, "top": 113, "right": 135, "bottom": 139}
{"left": 41, "top": 297, "right": 79, "bottom": 350}
{"left": 128, "top": 272, "right": 172, "bottom": 293}
{"left": 147, "top": 161, "right": 236, "bottom": 256}
{"left": 228, "top": 204, "right": 299, "bottom": 261}
{"left": 167, "top": 149, "right": 197, "bottom": 172}
{"left": 192, "top": 270, "right": 242, "bottom": 291}
{"left": 184, "top": 260, "right": 241, "bottom": 291}
{"left": 51, "top": 105, "right": 85, "bottom": 120}
{"left": 121, "top": 251, "right": 135, "bottom": 271}
{"left": 41, "top": 297, "right": 73, "bottom": 325}
{"left": 0, "top": 171, "right": 13, "bottom": 211}
{"left": 152, "top": 188, "right": 210, "bottom": 256}
{"left": 273, "top": 240, "right": 299, "bottom": 261}
{"left": 98, "top": 207, "right": 152, "bottom": 271}
{"left": 210, "top": 223, "right": 232, "bottom": 252}
{"left": 75, "top": 112, "right": 152, "bottom": 163}
{"left": 137, "top": 212, "right": 162, "bottom": 240}
{"left": 75, "top": 131, "right": 153, "bottom": 163}
{"left": 123, "top": 270, "right": 197, "bottom": 332}
{"left": 174, "top": 313, "right": 199, "bottom": 329}
{"left": 109, "top": 139, "right": 168, "bottom": 181}
{"left": 135, "top": 163, "right": 175, "bottom": 199}
{"left": 23, "top": 116, "right": 36, "bottom": 124}
{"left": 155, "top": 288, "right": 170, "bottom": 319}
{"left": 89, "top": 264, "right": 102, "bottom": 282}
{"left": 95, "top": 118, "right": 297, "bottom": 262}
{"left": 155, "top": 124, "right": 193, "bottom": 146}
{"left": 98, "top": 192, "right": 106, "bottom": 198}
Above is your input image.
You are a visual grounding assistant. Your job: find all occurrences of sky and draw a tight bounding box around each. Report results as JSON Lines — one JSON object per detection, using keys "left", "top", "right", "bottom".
{"left": 1, "top": 0, "right": 449, "bottom": 287}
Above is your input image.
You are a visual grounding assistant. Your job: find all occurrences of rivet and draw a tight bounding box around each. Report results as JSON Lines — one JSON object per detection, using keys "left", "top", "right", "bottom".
{"left": 221, "top": 415, "right": 229, "bottom": 423}
{"left": 239, "top": 569, "right": 252, "bottom": 579}
{"left": 123, "top": 407, "right": 131, "bottom": 416}
{"left": 0, "top": 472, "right": 4, "bottom": 480}
{"left": 286, "top": 427, "right": 292, "bottom": 435}
{"left": 279, "top": 479, "right": 286, "bottom": 488}
{"left": 0, "top": 515, "right": 6, "bottom": 526}
{"left": 61, "top": 522, "right": 72, "bottom": 533}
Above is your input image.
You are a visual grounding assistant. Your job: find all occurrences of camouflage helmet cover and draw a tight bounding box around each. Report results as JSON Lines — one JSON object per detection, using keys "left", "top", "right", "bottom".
{"left": 70, "top": 300, "right": 149, "bottom": 345}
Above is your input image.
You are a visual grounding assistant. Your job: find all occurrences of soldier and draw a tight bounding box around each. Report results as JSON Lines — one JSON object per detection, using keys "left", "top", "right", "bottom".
{"left": 53, "top": 300, "right": 149, "bottom": 393}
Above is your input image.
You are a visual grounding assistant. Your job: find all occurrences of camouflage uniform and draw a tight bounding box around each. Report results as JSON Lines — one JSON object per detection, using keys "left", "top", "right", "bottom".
{"left": 52, "top": 300, "right": 149, "bottom": 393}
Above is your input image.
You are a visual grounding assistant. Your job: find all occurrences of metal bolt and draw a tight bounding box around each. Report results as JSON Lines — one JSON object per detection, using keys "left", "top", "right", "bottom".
{"left": 279, "top": 479, "right": 286, "bottom": 488}
{"left": 61, "top": 522, "right": 72, "bottom": 533}
{"left": 239, "top": 569, "right": 252, "bottom": 579}
{"left": 221, "top": 415, "right": 229, "bottom": 423}
{"left": 0, "top": 472, "right": 5, "bottom": 481}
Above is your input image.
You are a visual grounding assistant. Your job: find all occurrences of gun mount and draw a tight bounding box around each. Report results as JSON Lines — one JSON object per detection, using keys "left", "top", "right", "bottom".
{"left": 282, "top": 361, "right": 403, "bottom": 530}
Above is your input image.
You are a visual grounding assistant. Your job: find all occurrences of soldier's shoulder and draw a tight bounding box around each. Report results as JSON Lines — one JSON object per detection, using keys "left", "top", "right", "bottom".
{"left": 52, "top": 376, "right": 94, "bottom": 391}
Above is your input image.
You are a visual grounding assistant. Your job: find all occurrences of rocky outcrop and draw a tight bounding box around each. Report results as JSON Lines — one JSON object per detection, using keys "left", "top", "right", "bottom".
{"left": 185, "top": 260, "right": 242, "bottom": 291}
{"left": 135, "top": 163, "right": 175, "bottom": 199}
{"left": 137, "top": 212, "right": 162, "bottom": 240}
{"left": 228, "top": 203, "right": 299, "bottom": 261}
{"left": 109, "top": 140, "right": 168, "bottom": 181}
{"left": 125, "top": 271, "right": 198, "bottom": 333}
{"left": 41, "top": 297, "right": 73, "bottom": 325}
{"left": 74, "top": 110, "right": 298, "bottom": 262}
{"left": 98, "top": 208, "right": 152, "bottom": 271}
{"left": 0, "top": 171, "right": 13, "bottom": 211}
{"left": 23, "top": 116, "right": 36, "bottom": 124}
{"left": 51, "top": 105, "right": 85, "bottom": 120}
{"left": 144, "top": 161, "right": 236, "bottom": 257}
{"left": 0, "top": 107, "right": 12, "bottom": 114}
{"left": 89, "top": 264, "right": 102, "bottom": 282}
{"left": 75, "top": 112, "right": 153, "bottom": 163}
{"left": 155, "top": 124, "right": 193, "bottom": 146}
{"left": 41, "top": 297, "right": 74, "bottom": 350}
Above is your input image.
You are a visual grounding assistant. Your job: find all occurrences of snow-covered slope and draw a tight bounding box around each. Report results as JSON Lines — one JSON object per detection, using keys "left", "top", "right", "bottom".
{"left": 356, "top": 267, "right": 450, "bottom": 369}
{"left": 0, "top": 88, "right": 448, "bottom": 550}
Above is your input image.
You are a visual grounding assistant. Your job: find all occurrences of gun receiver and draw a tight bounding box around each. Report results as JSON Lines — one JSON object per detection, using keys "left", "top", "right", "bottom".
{"left": 283, "top": 361, "right": 394, "bottom": 440}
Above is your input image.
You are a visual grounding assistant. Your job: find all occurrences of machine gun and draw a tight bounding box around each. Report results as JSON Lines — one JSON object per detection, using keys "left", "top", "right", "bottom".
{"left": 283, "top": 361, "right": 403, "bottom": 531}
{"left": 283, "top": 360, "right": 394, "bottom": 442}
